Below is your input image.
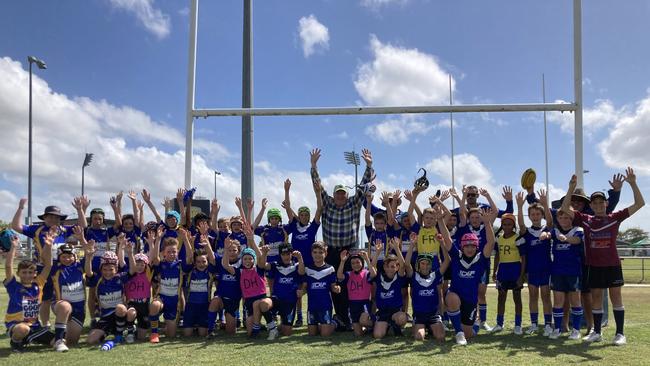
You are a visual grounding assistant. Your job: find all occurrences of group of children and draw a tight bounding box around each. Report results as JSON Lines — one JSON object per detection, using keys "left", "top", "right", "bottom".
{"left": 1, "top": 166, "right": 644, "bottom": 353}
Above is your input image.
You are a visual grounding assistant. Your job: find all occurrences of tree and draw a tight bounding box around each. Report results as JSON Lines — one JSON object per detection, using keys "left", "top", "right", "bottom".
{"left": 618, "top": 227, "right": 649, "bottom": 244}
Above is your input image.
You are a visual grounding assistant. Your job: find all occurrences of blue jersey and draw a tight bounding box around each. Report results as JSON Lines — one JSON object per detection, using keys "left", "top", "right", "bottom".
{"left": 458, "top": 224, "right": 490, "bottom": 268}
{"left": 119, "top": 226, "right": 142, "bottom": 246}
{"left": 228, "top": 231, "right": 248, "bottom": 251}
{"left": 214, "top": 257, "right": 242, "bottom": 300}
{"left": 374, "top": 273, "right": 404, "bottom": 310}
{"left": 449, "top": 249, "right": 487, "bottom": 304}
{"left": 269, "top": 261, "right": 301, "bottom": 302}
{"left": 4, "top": 276, "right": 46, "bottom": 329}
{"left": 153, "top": 260, "right": 184, "bottom": 299}
{"left": 305, "top": 264, "right": 336, "bottom": 311}
{"left": 519, "top": 226, "right": 552, "bottom": 274}
{"left": 183, "top": 264, "right": 215, "bottom": 304}
{"left": 51, "top": 262, "right": 86, "bottom": 312}
{"left": 21, "top": 224, "right": 74, "bottom": 262}
{"left": 410, "top": 270, "right": 443, "bottom": 314}
{"left": 88, "top": 273, "right": 127, "bottom": 316}
{"left": 551, "top": 227, "right": 584, "bottom": 276}
{"left": 255, "top": 225, "right": 288, "bottom": 263}
{"left": 366, "top": 226, "right": 391, "bottom": 261}
{"left": 397, "top": 222, "right": 420, "bottom": 256}
{"left": 214, "top": 230, "right": 229, "bottom": 257}
{"left": 286, "top": 218, "right": 320, "bottom": 267}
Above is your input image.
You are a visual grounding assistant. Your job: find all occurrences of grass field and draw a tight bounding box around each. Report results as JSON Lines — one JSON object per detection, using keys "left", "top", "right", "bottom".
{"left": 1, "top": 265, "right": 649, "bottom": 365}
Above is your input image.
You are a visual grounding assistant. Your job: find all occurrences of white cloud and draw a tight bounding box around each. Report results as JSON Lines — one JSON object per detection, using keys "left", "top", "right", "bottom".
{"left": 354, "top": 35, "right": 454, "bottom": 106}
{"left": 424, "top": 153, "right": 495, "bottom": 191}
{"left": 108, "top": 0, "right": 171, "bottom": 39}
{"left": 365, "top": 115, "right": 440, "bottom": 145}
{"left": 598, "top": 95, "right": 650, "bottom": 175}
{"left": 298, "top": 15, "right": 330, "bottom": 58}
{"left": 548, "top": 99, "right": 622, "bottom": 135}
{"left": 360, "top": 0, "right": 409, "bottom": 10}
{"left": 332, "top": 131, "right": 349, "bottom": 139}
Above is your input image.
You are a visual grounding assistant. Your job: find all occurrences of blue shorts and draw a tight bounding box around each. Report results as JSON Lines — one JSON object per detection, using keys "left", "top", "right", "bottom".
{"left": 243, "top": 294, "right": 267, "bottom": 318}
{"left": 218, "top": 296, "right": 241, "bottom": 317}
{"left": 349, "top": 300, "right": 372, "bottom": 323}
{"left": 413, "top": 311, "right": 441, "bottom": 327}
{"left": 159, "top": 296, "right": 179, "bottom": 321}
{"left": 551, "top": 274, "right": 581, "bottom": 293}
{"left": 496, "top": 280, "right": 523, "bottom": 291}
{"left": 480, "top": 262, "right": 491, "bottom": 285}
{"left": 376, "top": 307, "right": 401, "bottom": 323}
{"left": 37, "top": 264, "right": 54, "bottom": 302}
{"left": 52, "top": 301, "right": 85, "bottom": 328}
{"left": 272, "top": 297, "right": 296, "bottom": 326}
{"left": 527, "top": 272, "right": 551, "bottom": 287}
{"left": 459, "top": 298, "right": 477, "bottom": 326}
{"left": 183, "top": 302, "right": 209, "bottom": 328}
{"left": 307, "top": 308, "right": 333, "bottom": 326}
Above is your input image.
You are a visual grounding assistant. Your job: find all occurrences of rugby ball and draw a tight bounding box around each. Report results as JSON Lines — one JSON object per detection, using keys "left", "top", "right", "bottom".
{"left": 521, "top": 168, "right": 536, "bottom": 190}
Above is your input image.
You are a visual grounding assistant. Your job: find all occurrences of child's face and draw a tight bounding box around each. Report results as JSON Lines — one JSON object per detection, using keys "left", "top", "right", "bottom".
{"left": 462, "top": 244, "right": 478, "bottom": 257}
{"left": 227, "top": 246, "right": 240, "bottom": 261}
{"left": 374, "top": 218, "right": 386, "bottom": 231}
{"left": 123, "top": 218, "right": 135, "bottom": 232}
{"left": 401, "top": 216, "right": 411, "bottom": 228}
{"left": 218, "top": 221, "right": 230, "bottom": 232}
{"left": 101, "top": 264, "right": 117, "bottom": 279}
{"left": 91, "top": 213, "right": 104, "bottom": 228}
{"left": 417, "top": 260, "right": 432, "bottom": 275}
{"left": 269, "top": 217, "right": 280, "bottom": 226}
{"left": 242, "top": 255, "right": 254, "bottom": 269}
{"left": 590, "top": 198, "right": 607, "bottom": 216}
{"left": 231, "top": 222, "right": 242, "bottom": 232}
{"left": 135, "top": 260, "right": 147, "bottom": 273}
{"left": 43, "top": 214, "right": 61, "bottom": 228}
{"left": 195, "top": 255, "right": 208, "bottom": 271}
{"left": 502, "top": 219, "right": 515, "bottom": 234}
{"left": 469, "top": 212, "right": 481, "bottom": 227}
{"left": 59, "top": 253, "right": 76, "bottom": 267}
{"left": 383, "top": 260, "right": 399, "bottom": 277}
{"left": 557, "top": 212, "right": 573, "bottom": 230}
{"left": 529, "top": 208, "right": 543, "bottom": 224}
{"left": 423, "top": 212, "right": 435, "bottom": 228}
{"left": 446, "top": 215, "right": 457, "bottom": 229}
{"left": 163, "top": 245, "right": 178, "bottom": 262}
{"left": 281, "top": 252, "right": 292, "bottom": 265}
{"left": 298, "top": 211, "right": 310, "bottom": 225}
{"left": 166, "top": 216, "right": 178, "bottom": 228}
{"left": 350, "top": 257, "right": 363, "bottom": 272}
{"left": 17, "top": 268, "right": 36, "bottom": 284}
{"left": 311, "top": 248, "right": 326, "bottom": 264}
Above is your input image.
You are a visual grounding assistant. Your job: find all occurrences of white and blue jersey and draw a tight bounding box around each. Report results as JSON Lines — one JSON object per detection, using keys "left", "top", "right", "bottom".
{"left": 449, "top": 249, "right": 488, "bottom": 304}
{"left": 85, "top": 226, "right": 118, "bottom": 270}
{"left": 519, "top": 226, "right": 552, "bottom": 275}
{"left": 410, "top": 270, "right": 442, "bottom": 314}
{"left": 305, "top": 264, "right": 336, "bottom": 312}
{"left": 183, "top": 264, "right": 216, "bottom": 304}
{"left": 286, "top": 219, "right": 320, "bottom": 267}
{"left": 51, "top": 262, "right": 86, "bottom": 313}
{"left": 373, "top": 273, "right": 404, "bottom": 310}
{"left": 87, "top": 273, "right": 127, "bottom": 317}
{"left": 551, "top": 227, "right": 584, "bottom": 277}
{"left": 153, "top": 260, "right": 183, "bottom": 299}
{"left": 214, "top": 257, "right": 242, "bottom": 300}
{"left": 269, "top": 262, "right": 301, "bottom": 303}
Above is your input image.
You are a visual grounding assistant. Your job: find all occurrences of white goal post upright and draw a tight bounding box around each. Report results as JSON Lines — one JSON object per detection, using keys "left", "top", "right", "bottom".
{"left": 183, "top": 0, "right": 585, "bottom": 194}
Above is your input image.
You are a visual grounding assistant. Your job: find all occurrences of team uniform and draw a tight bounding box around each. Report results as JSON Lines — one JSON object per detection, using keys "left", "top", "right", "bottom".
{"left": 214, "top": 257, "right": 242, "bottom": 317}
{"left": 410, "top": 270, "right": 443, "bottom": 327}
{"left": 254, "top": 225, "right": 288, "bottom": 264}
{"left": 494, "top": 233, "right": 523, "bottom": 291}
{"left": 286, "top": 218, "right": 320, "bottom": 268}
{"left": 269, "top": 261, "right": 301, "bottom": 326}
{"left": 84, "top": 226, "right": 118, "bottom": 272}
{"left": 448, "top": 248, "right": 488, "bottom": 326}
{"left": 213, "top": 230, "right": 230, "bottom": 257}
{"left": 519, "top": 226, "right": 552, "bottom": 287}
{"left": 397, "top": 222, "right": 421, "bottom": 265}
{"left": 442, "top": 226, "right": 461, "bottom": 281}
{"left": 51, "top": 262, "right": 86, "bottom": 327}
{"left": 125, "top": 267, "right": 154, "bottom": 330}
{"left": 160, "top": 225, "right": 190, "bottom": 264}
{"left": 373, "top": 272, "right": 405, "bottom": 322}
{"left": 417, "top": 226, "right": 442, "bottom": 270}
{"left": 550, "top": 227, "right": 585, "bottom": 334}
{"left": 182, "top": 263, "right": 216, "bottom": 329}
{"left": 305, "top": 264, "right": 337, "bottom": 326}
{"left": 4, "top": 275, "right": 54, "bottom": 349}
{"left": 366, "top": 226, "right": 390, "bottom": 266}
{"left": 457, "top": 224, "right": 490, "bottom": 323}
{"left": 238, "top": 266, "right": 268, "bottom": 318}
{"left": 228, "top": 231, "right": 248, "bottom": 251}
{"left": 87, "top": 272, "right": 129, "bottom": 336}
{"left": 152, "top": 260, "right": 184, "bottom": 322}
{"left": 342, "top": 269, "right": 373, "bottom": 324}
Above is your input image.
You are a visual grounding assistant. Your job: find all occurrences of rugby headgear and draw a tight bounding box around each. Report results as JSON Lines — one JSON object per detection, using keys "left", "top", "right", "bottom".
{"left": 460, "top": 233, "right": 479, "bottom": 248}
{"left": 100, "top": 251, "right": 119, "bottom": 267}
{"left": 134, "top": 253, "right": 149, "bottom": 264}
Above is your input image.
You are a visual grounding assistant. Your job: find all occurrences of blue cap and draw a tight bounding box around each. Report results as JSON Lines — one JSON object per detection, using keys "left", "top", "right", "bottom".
{"left": 241, "top": 247, "right": 257, "bottom": 263}
{"left": 166, "top": 210, "right": 181, "bottom": 224}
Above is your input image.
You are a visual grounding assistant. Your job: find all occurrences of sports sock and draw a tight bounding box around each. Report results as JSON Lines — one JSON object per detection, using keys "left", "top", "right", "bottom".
{"left": 571, "top": 307, "right": 583, "bottom": 331}
{"left": 54, "top": 322, "right": 66, "bottom": 341}
{"left": 613, "top": 306, "right": 625, "bottom": 335}
{"left": 552, "top": 307, "right": 563, "bottom": 330}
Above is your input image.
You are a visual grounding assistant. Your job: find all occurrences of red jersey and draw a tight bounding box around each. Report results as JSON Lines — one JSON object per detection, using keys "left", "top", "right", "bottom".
{"left": 573, "top": 209, "right": 629, "bottom": 267}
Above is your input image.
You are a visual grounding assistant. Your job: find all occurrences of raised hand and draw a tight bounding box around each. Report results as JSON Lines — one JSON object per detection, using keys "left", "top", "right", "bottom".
{"left": 84, "top": 239, "right": 97, "bottom": 257}
{"left": 361, "top": 148, "right": 372, "bottom": 166}
{"left": 136, "top": 200, "right": 144, "bottom": 212}
{"left": 409, "top": 231, "right": 418, "bottom": 245}
{"left": 116, "top": 191, "right": 124, "bottom": 203}
{"left": 260, "top": 245, "right": 270, "bottom": 255}
{"left": 439, "top": 190, "right": 450, "bottom": 202}
{"left": 479, "top": 188, "right": 490, "bottom": 198}
{"left": 537, "top": 189, "right": 548, "bottom": 206}
{"left": 404, "top": 189, "right": 413, "bottom": 202}
{"left": 609, "top": 173, "right": 625, "bottom": 191}
{"left": 515, "top": 191, "right": 526, "bottom": 207}
{"left": 284, "top": 179, "right": 291, "bottom": 192}
{"left": 261, "top": 198, "right": 268, "bottom": 210}
{"left": 292, "top": 251, "right": 303, "bottom": 260}
{"left": 211, "top": 198, "right": 220, "bottom": 213}
{"left": 374, "top": 239, "right": 383, "bottom": 254}
{"left": 142, "top": 189, "right": 152, "bottom": 203}
{"left": 310, "top": 148, "right": 321, "bottom": 167}
{"left": 569, "top": 174, "right": 577, "bottom": 188}
{"left": 81, "top": 196, "right": 91, "bottom": 211}
{"left": 18, "top": 198, "right": 27, "bottom": 210}
{"left": 72, "top": 225, "right": 85, "bottom": 241}
{"left": 624, "top": 167, "right": 636, "bottom": 185}
{"left": 480, "top": 207, "right": 493, "bottom": 223}
{"left": 380, "top": 191, "right": 391, "bottom": 206}
{"left": 247, "top": 198, "right": 254, "bottom": 212}
{"left": 176, "top": 188, "right": 185, "bottom": 204}
{"left": 449, "top": 187, "right": 459, "bottom": 199}
{"left": 127, "top": 190, "right": 137, "bottom": 201}
{"left": 235, "top": 197, "right": 243, "bottom": 208}
{"left": 340, "top": 249, "right": 349, "bottom": 262}
{"left": 502, "top": 186, "right": 513, "bottom": 201}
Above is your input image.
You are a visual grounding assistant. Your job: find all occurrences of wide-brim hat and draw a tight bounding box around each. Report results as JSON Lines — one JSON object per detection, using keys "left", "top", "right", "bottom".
{"left": 38, "top": 205, "right": 67, "bottom": 220}
{"left": 570, "top": 188, "right": 591, "bottom": 205}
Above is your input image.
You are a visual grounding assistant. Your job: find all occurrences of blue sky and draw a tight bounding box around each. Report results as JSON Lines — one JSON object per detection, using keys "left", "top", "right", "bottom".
{"left": 1, "top": 0, "right": 649, "bottom": 231}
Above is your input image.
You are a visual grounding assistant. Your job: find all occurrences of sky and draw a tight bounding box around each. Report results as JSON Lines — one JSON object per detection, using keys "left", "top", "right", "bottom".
{"left": 0, "top": 0, "right": 649, "bottom": 232}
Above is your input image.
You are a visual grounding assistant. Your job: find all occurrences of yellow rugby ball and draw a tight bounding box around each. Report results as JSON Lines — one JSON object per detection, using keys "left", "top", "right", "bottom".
{"left": 521, "top": 168, "right": 536, "bottom": 190}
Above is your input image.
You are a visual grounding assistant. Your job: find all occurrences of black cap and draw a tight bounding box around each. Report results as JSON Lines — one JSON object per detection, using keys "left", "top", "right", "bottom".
{"left": 279, "top": 243, "right": 293, "bottom": 254}
{"left": 38, "top": 206, "right": 67, "bottom": 220}
{"left": 590, "top": 191, "right": 607, "bottom": 201}
{"left": 57, "top": 243, "right": 75, "bottom": 257}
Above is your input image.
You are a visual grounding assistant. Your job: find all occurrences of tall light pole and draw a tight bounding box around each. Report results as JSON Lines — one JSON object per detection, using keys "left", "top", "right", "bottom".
{"left": 241, "top": 0, "right": 254, "bottom": 219}
{"left": 27, "top": 56, "right": 46, "bottom": 255}
{"left": 214, "top": 170, "right": 221, "bottom": 199}
{"left": 344, "top": 149, "right": 360, "bottom": 188}
{"left": 82, "top": 153, "right": 93, "bottom": 196}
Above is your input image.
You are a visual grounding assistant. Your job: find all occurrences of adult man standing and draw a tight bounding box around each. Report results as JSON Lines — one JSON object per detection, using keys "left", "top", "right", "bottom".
{"left": 310, "top": 148, "right": 375, "bottom": 328}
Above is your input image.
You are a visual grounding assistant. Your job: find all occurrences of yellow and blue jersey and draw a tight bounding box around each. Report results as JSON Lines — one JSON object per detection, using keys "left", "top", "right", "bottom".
{"left": 153, "top": 260, "right": 184, "bottom": 299}
{"left": 51, "top": 262, "right": 86, "bottom": 313}
{"left": 4, "top": 276, "right": 46, "bottom": 329}
{"left": 87, "top": 273, "right": 128, "bottom": 317}
{"left": 495, "top": 232, "right": 522, "bottom": 282}
{"left": 21, "top": 224, "right": 74, "bottom": 263}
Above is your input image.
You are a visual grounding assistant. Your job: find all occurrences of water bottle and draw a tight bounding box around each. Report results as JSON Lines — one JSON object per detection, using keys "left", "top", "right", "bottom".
{"left": 100, "top": 340, "right": 115, "bottom": 351}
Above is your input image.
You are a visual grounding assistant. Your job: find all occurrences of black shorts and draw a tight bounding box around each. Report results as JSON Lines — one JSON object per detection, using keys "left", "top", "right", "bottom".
{"left": 580, "top": 264, "right": 590, "bottom": 293}
{"left": 551, "top": 275, "right": 581, "bottom": 293}
{"left": 376, "top": 307, "right": 401, "bottom": 323}
{"left": 587, "top": 265, "right": 624, "bottom": 289}
{"left": 413, "top": 312, "right": 442, "bottom": 327}
{"left": 93, "top": 313, "right": 118, "bottom": 334}
{"left": 349, "top": 300, "right": 372, "bottom": 323}
{"left": 128, "top": 300, "right": 150, "bottom": 329}
{"left": 8, "top": 325, "right": 54, "bottom": 345}
{"left": 243, "top": 294, "right": 267, "bottom": 318}
{"left": 183, "top": 302, "right": 209, "bottom": 328}
{"left": 459, "top": 298, "right": 478, "bottom": 326}
{"left": 218, "top": 296, "right": 241, "bottom": 317}
{"left": 272, "top": 297, "right": 296, "bottom": 326}
{"left": 496, "top": 280, "right": 523, "bottom": 291}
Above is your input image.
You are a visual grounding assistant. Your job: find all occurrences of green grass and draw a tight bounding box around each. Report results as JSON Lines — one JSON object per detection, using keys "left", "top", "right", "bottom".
{"left": 620, "top": 258, "right": 650, "bottom": 284}
{"left": 1, "top": 282, "right": 649, "bottom": 366}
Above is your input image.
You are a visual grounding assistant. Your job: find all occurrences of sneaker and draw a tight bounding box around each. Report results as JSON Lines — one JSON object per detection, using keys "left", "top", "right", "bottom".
{"left": 491, "top": 325, "right": 503, "bottom": 333}
{"left": 613, "top": 333, "right": 627, "bottom": 346}
{"left": 513, "top": 326, "right": 523, "bottom": 335}
{"left": 569, "top": 329, "right": 581, "bottom": 340}
{"left": 526, "top": 324, "right": 538, "bottom": 335}
{"left": 548, "top": 329, "right": 561, "bottom": 340}
{"left": 406, "top": 314, "right": 413, "bottom": 324}
{"left": 582, "top": 329, "right": 595, "bottom": 341}
{"left": 455, "top": 331, "right": 467, "bottom": 346}
{"left": 54, "top": 339, "right": 69, "bottom": 352}
{"left": 543, "top": 324, "right": 553, "bottom": 337}
{"left": 584, "top": 331, "right": 602, "bottom": 343}
{"left": 294, "top": 317, "right": 303, "bottom": 328}
{"left": 267, "top": 327, "right": 279, "bottom": 341}
{"left": 207, "top": 330, "right": 217, "bottom": 339}
{"left": 442, "top": 322, "right": 449, "bottom": 332}
{"left": 126, "top": 334, "right": 135, "bottom": 344}
{"left": 481, "top": 321, "right": 493, "bottom": 332}
{"left": 149, "top": 333, "right": 160, "bottom": 344}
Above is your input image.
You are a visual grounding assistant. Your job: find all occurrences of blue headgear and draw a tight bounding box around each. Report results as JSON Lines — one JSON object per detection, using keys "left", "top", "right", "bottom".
{"left": 166, "top": 210, "right": 181, "bottom": 225}
{"left": 0, "top": 228, "right": 18, "bottom": 252}
{"left": 241, "top": 247, "right": 257, "bottom": 263}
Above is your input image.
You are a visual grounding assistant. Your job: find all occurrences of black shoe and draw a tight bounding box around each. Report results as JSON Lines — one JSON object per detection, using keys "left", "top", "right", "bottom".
{"left": 391, "top": 322, "right": 403, "bottom": 337}
{"left": 10, "top": 340, "right": 25, "bottom": 353}
{"left": 294, "top": 317, "right": 303, "bottom": 328}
